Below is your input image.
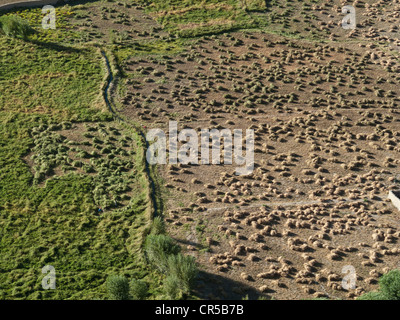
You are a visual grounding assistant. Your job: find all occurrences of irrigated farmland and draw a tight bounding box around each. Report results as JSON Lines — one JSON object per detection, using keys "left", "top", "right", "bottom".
{"left": 1, "top": 0, "right": 400, "bottom": 301}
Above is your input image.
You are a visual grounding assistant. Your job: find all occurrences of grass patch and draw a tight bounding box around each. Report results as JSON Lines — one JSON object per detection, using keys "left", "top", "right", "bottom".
{"left": 112, "top": 38, "right": 184, "bottom": 65}
{"left": 1, "top": 6, "right": 81, "bottom": 44}
{"left": 0, "top": 36, "right": 107, "bottom": 120}
{"left": 0, "top": 112, "right": 162, "bottom": 299}
{"left": 0, "top": 14, "right": 161, "bottom": 299}
{"left": 143, "top": 0, "right": 268, "bottom": 38}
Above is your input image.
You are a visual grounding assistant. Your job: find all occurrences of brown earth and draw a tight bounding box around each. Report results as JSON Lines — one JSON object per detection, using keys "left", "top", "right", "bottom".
{"left": 119, "top": 31, "right": 400, "bottom": 300}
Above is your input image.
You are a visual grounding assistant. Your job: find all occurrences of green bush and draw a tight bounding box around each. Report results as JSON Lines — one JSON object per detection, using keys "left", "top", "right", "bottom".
{"left": 129, "top": 279, "right": 148, "bottom": 300}
{"left": 357, "top": 269, "right": 400, "bottom": 300}
{"left": 144, "top": 234, "right": 180, "bottom": 273}
{"left": 167, "top": 253, "right": 198, "bottom": 295}
{"left": 379, "top": 269, "right": 400, "bottom": 300}
{"left": 357, "top": 291, "right": 389, "bottom": 300}
{"left": 164, "top": 274, "right": 181, "bottom": 300}
{"left": 150, "top": 216, "right": 166, "bottom": 235}
{"left": 106, "top": 275, "right": 130, "bottom": 300}
{"left": 0, "top": 15, "right": 35, "bottom": 39}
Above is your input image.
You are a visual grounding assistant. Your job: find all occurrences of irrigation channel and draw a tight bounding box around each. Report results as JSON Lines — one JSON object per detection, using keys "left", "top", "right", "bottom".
{"left": 101, "top": 50, "right": 160, "bottom": 219}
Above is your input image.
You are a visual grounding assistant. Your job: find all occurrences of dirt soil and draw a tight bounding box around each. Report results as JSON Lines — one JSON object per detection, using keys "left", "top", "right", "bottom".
{"left": 119, "top": 31, "right": 400, "bottom": 300}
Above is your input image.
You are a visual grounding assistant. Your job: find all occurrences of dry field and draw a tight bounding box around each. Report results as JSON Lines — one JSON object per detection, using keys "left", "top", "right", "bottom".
{"left": 70, "top": 1, "right": 170, "bottom": 44}
{"left": 119, "top": 29, "right": 400, "bottom": 299}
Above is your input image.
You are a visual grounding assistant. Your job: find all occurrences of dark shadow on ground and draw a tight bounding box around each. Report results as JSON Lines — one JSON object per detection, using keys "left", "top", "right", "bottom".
{"left": 264, "top": 0, "right": 272, "bottom": 9}
{"left": 27, "top": 38, "right": 84, "bottom": 52}
{"left": 174, "top": 238, "right": 210, "bottom": 251}
{"left": 193, "top": 270, "right": 272, "bottom": 300}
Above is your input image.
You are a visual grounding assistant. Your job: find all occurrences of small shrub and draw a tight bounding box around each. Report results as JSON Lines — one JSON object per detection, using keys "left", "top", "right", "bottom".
{"left": 144, "top": 234, "right": 180, "bottom": 273}
{"left": 357, "top": 291, "right": 388, "bottom": 300}
{"left": 379, "top": 269, "right": 400, "bottom": 300}
{"left": 106, "top": 275, "right": 130, "bottom": 300}
{"left": 150, "top": 216, "right": 166, "bottom": 235}
{"left": 129, "top": 279, "right": 148, "bottom": 300}
{"left": 167, "top": 253, "right": 198, "bottom": 295}
{"left": 357, "top": 269, "right": 400, "bottom": 300}
{"left": 164, "top": 274, "right": 181, "bottom": 300}
{"left": 0, "top": 15, "right": 35, "bottom": 39}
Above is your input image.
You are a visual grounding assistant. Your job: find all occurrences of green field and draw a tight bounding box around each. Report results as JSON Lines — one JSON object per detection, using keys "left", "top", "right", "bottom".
{"left": 0, "top": 18, "right": 163, "bottom": 299}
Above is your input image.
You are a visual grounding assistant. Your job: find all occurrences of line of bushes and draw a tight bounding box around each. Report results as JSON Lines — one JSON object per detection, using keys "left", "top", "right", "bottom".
{"left": 106, "top": 217, "right": 198, "bottom": 300}
{"left": 144, "top": 217, "right": 198, "bottom": 299}
{"left": 106, "top": 275, "right": 149, "bottom": 300}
